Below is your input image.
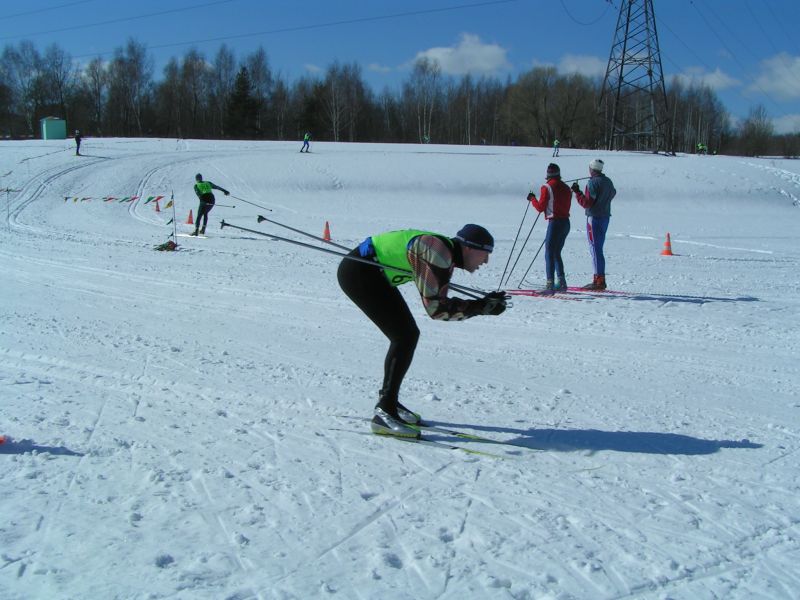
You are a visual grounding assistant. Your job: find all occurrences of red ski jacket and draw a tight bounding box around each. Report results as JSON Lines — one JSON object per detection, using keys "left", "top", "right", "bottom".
{"left": 530, "top": 177, "right": 572, "bottom": 220}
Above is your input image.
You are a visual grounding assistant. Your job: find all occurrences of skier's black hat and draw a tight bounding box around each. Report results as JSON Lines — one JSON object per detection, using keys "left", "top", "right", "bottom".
{"left": 195, "top": 173, "right": 202, "bottom": 181}
{"left": 455, "top": 224, "right": 494, "bottom": 253}
{"left": 547, "top": 163, "right": 560, "bottom": 178}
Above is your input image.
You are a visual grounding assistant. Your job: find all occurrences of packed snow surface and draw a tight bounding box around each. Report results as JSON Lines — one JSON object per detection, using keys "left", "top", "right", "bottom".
{"left": 1, "top": 138, "right": 799, "bottom": 599}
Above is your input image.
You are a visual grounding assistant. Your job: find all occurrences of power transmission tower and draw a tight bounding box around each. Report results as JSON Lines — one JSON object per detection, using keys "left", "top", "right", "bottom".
{"left": 599, "top": 0, "right": 670, "bottom": 152}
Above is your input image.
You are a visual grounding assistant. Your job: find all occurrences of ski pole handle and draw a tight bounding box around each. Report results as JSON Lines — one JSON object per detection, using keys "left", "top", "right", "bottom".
{"left": 231, "top": 195, "right": 272, "bottom": 211}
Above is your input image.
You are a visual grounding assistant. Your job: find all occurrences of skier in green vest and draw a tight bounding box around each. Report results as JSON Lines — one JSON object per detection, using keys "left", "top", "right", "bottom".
{"left": 301, "top": 132, "right": 311, "bottom": 153}
{"left": 337, "top": 224, "right": 506, "bottom": 438}
{"left": 192, "top": 173, "right": 230, "bottom": 236}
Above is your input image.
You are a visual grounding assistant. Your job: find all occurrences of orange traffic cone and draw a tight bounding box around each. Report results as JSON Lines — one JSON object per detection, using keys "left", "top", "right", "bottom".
{"left": 155, "top": 199, "right": 160, "bottom": 213}
{"left": 660, "top": 233, "right": 674, "bottom": 256}
{"left": 323, "top": 220, "right": 331, "bottom": 242}
{"left": 186, "top": 209, "right": 194, "bottom": 225}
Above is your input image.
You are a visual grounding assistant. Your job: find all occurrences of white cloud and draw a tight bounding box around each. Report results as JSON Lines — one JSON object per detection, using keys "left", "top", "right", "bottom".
{"left": 367, "top": 63, "right": 392, "bottom": 74}
{"left": 670, "top": 66, "right": 740, "bottom": 91}
{"left": 748, "top": 53, "right": 800, "bottom": 100}
{"left": 557, "top": 54, "right": 606, "bottom": 78}
{"left": 413, "top": 33, "right": 511, "bottom": 76}
{"left": 304, "top": 64, "right": 322, "bottom": 74}
{"left": 772, "top": 113, "right": 800, "bottom": 135}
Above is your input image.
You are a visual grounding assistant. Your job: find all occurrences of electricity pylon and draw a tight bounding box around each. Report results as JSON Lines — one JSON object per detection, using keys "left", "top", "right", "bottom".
{"left": 599, "top": 0, "right": 670, "bottom": 152}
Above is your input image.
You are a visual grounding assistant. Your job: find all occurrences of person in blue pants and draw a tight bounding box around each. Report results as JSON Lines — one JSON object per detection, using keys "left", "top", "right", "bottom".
{"left": 527, "top": 163, "right": 572, "bottom": 291}
{"left": 572, "top": 159, "right": 616, "bottom": 290}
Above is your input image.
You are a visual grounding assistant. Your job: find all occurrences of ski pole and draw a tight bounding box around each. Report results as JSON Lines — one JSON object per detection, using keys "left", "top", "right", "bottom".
{"left": 220, "top": 219, "right": 486, "bottom": 299}
{"left": 517, "top": 238, "right": 547, "bottom": 288}
{"left": 170, "top": 189, "right": 177, "bottom": 243}
{"left": 502, "top": 211, "right": 540, "bottom": 288}
{"left": 214, "top": 204, "right": 236, "bottom": 208}
{"left": 498, "top": 199, "right": 532, "bottom": 289}
{"left": 230, "top": 195, "right": 272, "bottom": 212}
{"left": 563, "top": 176, "right": 590, "bottom": 184}
{"left": 254, "top": 215, "right": 494, "bottom": 297}
{"left": 257, "top": 214, "right": 348, "bottom": 250}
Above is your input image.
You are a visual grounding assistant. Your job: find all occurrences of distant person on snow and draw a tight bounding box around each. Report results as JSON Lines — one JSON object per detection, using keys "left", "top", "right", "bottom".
{"left": 552, "top": 138, "right": 560, "bottom": 157}
{"left": 527, "top": 163, "right": 572, "bottom": 292}
{"left": 74, "top": 130, "right": 82, "bottom": 156}
{"left": 301, "top": 132, "right": 311, "bottom": 153}
{"left": 192, "top": 173, "right": 229, "bottom": 236}
{"left": 337, "top": 224, "right": 506, "bottom": 439}
{"left": 572, "top": 159, "right": 616, "bottom": 290}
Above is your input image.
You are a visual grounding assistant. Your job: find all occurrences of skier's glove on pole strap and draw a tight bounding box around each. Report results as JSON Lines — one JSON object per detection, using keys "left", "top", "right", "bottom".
{"left": 571, "top": 182, "right": 581, "bottom": 193}
{"left": 472, "top": 290, "right": 507, "bottom": 316}
{"left": 526, "top": 192, "right": 536, "bottom": 202}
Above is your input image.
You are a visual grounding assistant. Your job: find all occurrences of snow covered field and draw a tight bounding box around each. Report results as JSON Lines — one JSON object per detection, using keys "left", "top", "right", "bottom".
{"left": 1, "top": 137, "right": 798, "bottom": 599}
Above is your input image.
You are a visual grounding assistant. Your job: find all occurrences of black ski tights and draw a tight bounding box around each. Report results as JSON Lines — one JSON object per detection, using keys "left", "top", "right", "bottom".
{"left": 337, "top": 249, "right": 419, "bottom": 415}
{"left": 196, "top": 201, "right": 214, "bottom": 232}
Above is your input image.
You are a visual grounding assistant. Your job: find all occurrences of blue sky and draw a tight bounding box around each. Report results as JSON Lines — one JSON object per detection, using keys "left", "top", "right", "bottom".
{"left": 3, "top": 0, "right": 800, "bottom": 133}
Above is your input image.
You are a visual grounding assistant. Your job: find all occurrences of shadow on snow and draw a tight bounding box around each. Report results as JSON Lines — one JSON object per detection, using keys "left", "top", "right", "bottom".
{"left": 432, "top": 423, "right": 762, "bottom": 455}
{"left": 0, "top": 438, "right": 84, "bottom": 457}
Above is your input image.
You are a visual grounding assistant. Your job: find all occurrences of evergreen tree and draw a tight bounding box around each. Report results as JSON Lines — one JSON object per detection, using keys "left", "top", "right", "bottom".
{"left": 226, "top": 66, "right": 259, "bottom": 138}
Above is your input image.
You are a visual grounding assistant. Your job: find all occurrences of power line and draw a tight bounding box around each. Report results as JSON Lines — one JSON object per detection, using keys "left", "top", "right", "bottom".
{"left": 0, "top": 0, "right": 94, "bottom": 21}
{"left": 0, "top": 0, "right": 239, "bottom": 42}
{"left": 761, "top": 0, "right": 800, "bottom": 58}
{"left": 67, "top": 0, "right": 521, "bottom": 59}
{"left": 688, "top": 0, "right": 787, "bottom": 115}
{"left": 743, "top": 0, "right": 800, "bottom": 92}
{"left": 559, "top": 0, "right": 610, "bottom": 26}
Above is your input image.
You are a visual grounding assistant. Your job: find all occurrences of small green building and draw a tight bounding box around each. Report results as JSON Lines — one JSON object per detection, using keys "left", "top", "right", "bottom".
{"left": 40, "top": 117, "right": 67, "bottom": 140}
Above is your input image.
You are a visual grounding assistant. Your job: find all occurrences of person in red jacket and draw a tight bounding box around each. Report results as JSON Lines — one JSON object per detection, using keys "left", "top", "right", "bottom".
{"left": 527, "top": 163, "right": 572, "bottom": 291}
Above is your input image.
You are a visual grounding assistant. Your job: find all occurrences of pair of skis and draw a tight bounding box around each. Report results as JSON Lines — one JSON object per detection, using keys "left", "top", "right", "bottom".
{"left": 335, "top": 416, "right": 532, "bottom": 459}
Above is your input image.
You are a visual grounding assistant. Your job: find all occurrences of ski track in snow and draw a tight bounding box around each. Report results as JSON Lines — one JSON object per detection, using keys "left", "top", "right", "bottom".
{"left": 1, "top": 139, "right": 799, "bottom": 599}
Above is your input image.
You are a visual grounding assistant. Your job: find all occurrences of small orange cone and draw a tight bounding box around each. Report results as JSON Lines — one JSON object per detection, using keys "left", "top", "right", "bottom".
{"left": 660, "top": 233, "right": 674, "bottom": 256}
{"left": 186, "top": 209, "right": 194, "bottom": 225}
{"left": 155, "top": 199, "right": 160, "bottom": 213}
{"left": 323, "top": 220, "right": 331, "bottom": 242}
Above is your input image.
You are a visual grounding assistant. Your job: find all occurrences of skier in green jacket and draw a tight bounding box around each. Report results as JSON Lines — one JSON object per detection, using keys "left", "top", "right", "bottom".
{"left": 192, "top": 173, "right": 229, "bottom": 236}
{"left": 337, "top": 224, "right": 506, "bottom": 438}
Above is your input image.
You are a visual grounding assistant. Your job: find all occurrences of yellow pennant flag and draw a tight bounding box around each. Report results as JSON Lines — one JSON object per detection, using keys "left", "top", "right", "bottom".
{"left": 164, "top": 200, "right": 174, "bottom": 209}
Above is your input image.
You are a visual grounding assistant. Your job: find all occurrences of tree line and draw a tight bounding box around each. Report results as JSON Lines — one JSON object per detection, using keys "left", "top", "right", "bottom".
{"left": 1, "top": 38, "right": 797, "bottom": 157}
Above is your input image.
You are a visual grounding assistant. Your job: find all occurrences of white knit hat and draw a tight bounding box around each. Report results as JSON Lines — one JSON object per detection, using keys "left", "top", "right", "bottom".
{"left": 589, "top": 159, "right": 604, "bottom": 172}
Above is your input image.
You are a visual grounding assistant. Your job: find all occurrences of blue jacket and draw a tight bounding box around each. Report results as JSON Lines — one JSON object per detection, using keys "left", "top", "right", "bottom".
{"left": 576, "top": 174, "right": 616, "bottom": 218}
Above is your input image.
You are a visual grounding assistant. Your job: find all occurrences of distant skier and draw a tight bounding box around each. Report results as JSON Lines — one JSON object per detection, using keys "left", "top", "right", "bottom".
{"left": 337, "top": 224, "right": 506, "bottom": 439}
{"left": 552, "top": 138, "right": 560, "bottom": 157}
{"left": 527, "top": 163, "right": 572, "bottom": 292}
{"left": 572, "top": 159, "right": 616, "bottom": 290}
{"left": 74, "top": 130, "right": 82, "bottom": 156}
{"left": 192, "top": 173, "right": 229, "bottom": 236}
{"left": 301, "top": 132, "right": 311, "bottom": 153}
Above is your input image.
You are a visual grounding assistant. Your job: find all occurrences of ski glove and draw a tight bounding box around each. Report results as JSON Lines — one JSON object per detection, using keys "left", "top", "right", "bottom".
{"left": 571, "top": 182, "right": 581, "bottom": 193}
{"left": 526, "top": 192, "right": 536, "bottom": 202}
{"left": 471, "top": 291, "right": 507, "bottom": 316}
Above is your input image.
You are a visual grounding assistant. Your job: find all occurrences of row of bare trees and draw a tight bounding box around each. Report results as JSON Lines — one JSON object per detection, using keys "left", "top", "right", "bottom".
{"left": 1, "top": 38, "right": 796, "bottom": 156}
